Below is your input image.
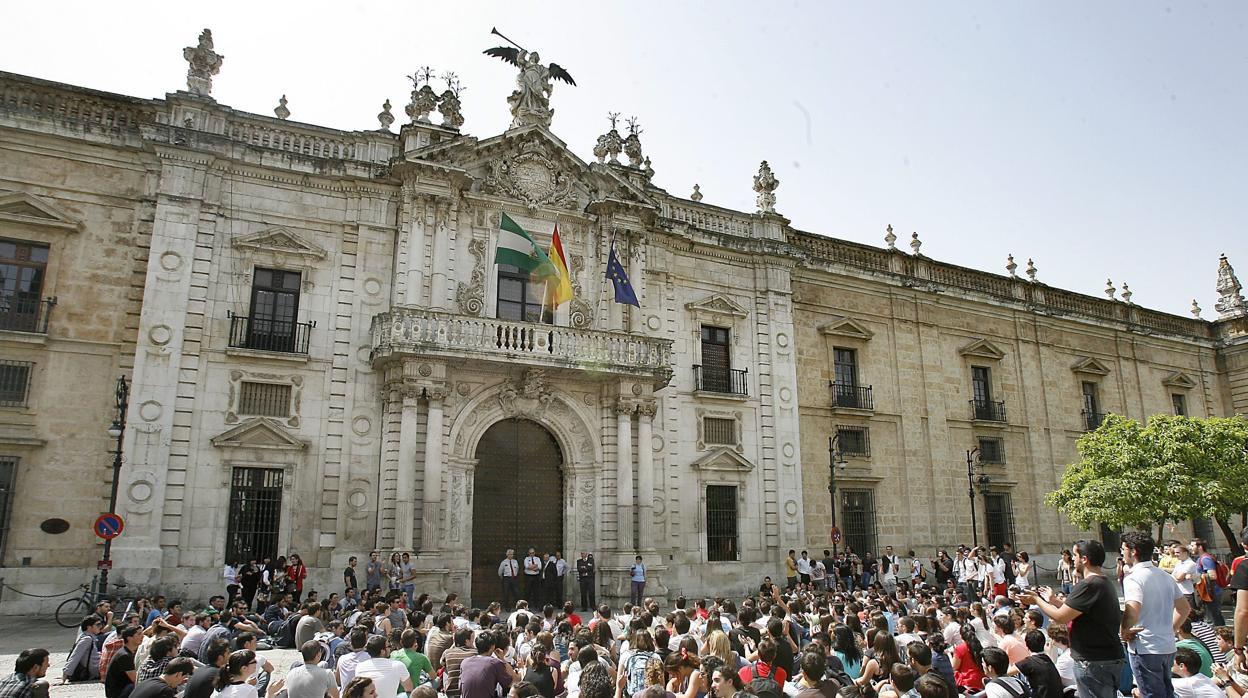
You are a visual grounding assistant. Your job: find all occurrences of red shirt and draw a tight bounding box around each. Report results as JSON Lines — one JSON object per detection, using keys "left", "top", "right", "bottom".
{"left": 287, "top": 564, "right": 307, "bottom": 591}
{"left": 567, "top": 612, "right": 583, "bottom": 629}
{"left": 953, "top": 642, "right": 985, "bottom": 690}
{"left": 739, "top": 661, "right": 787, "bottom": 686}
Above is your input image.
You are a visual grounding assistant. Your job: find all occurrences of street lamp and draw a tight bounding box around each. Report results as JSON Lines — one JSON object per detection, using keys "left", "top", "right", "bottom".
{"left": 100, "top": 375, "right": 129, "bottom": 597}
{"left": 828, "top": 435, "right": 848, "bottom": 557}
{"left": 965, "top": 448, "right": 991, "bottom": 548}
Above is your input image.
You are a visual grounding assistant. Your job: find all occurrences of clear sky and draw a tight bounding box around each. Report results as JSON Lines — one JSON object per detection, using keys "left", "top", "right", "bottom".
{"left": 3, "top": 1, "right": 1245, "bottom": 317}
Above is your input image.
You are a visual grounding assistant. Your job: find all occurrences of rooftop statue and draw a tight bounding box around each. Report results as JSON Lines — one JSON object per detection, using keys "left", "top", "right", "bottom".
{"left": 484, "top": 28, "right": 576, "bottom": 129}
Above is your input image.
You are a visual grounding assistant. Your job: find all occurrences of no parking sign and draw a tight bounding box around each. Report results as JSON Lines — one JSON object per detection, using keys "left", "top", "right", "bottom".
{"left": 94, "top": 513, "right": 125, "bottom": 540}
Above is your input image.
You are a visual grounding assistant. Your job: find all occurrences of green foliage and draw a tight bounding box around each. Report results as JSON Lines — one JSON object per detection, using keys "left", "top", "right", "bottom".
{"left": 1046, "top": 414, "right": 1248, "bottom": 531}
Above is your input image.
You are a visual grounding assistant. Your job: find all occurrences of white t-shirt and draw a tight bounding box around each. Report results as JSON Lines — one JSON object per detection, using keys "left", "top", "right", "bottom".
{"left": 991, "top": 558, "right": 1007, "bottom": 584}
{"left": 796, "top": 557, "right": 812, "bottom": 575}
{"left": 1172, "top": 558, "right": 1199, "bottom": 595}
{"left": 214, "top": 684, "right": 259, "bottom": 698}
{"left": 1172, "top": 674, "right": 1227, "bottom": 698}
{"left": 354, "top": 657, "right": 409, "bottom": 698}
{"left": 984, "top": 677, "right": 1028, "bottom": 698}
{"left": 942, "top": 621, "right": 963, "bottom": 648}
{"left": 812, "top": 561, "right": 826, "bottom": 581}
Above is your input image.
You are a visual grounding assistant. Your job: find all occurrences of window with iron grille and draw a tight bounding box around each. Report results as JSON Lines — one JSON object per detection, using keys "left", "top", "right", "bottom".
{"left": 833, "top": 348, "right": 858, "bottom": 388}
{"left": 706, "top": 485, "right": 738, "bottom": 562}
{"left": 984, "top": 492, "right": 1016, "bottom": 549}
{"left": 840, "top": 489, "right": 877, "bottom": 558}
{"left": 1192, "top": 518, "right": 1215, "bottom": 544}
{"left": 1172, "top": 393, "right": 1187, "bottom": 416}
{"left": 0, "top": 360, "right": 33, "bottom": 407}
{"left": 978, "top": 437, "right": 1005, "bottom": 464}
{"left": 238, "top": 381, "right": 291, "bottom": 418}
{"left": 225, "top": 467, "right": 284, "bottom": 564}
{"left": 703, "top": 417, "right": 736, "bottom": 446}
{"left": 836, "top": 425, "right": 870, "bottom": 457}
{"left": 0, "top": 456, "right": 15, "bottom": 562}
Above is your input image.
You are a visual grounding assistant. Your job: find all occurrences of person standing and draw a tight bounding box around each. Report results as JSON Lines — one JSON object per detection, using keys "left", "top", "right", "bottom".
{"left": 576, "top": 552, "right": 596, "bottom": 612}
{"left": 541, "top": 553, "right": 560, "bottom": 607}
{"left": 399, "top": 552, "right": 416, "bottom": 604}
{"left": 1173, "top": 544, "right": 1200, "bottom": 610}
{"left": 1192, "top": 539, "right": 1226, "bottom": 627}
{"left": 239, "top": 559, "right": 262, "bottom": 610}
{"left": 343, "top": 556, "right": 358, "bottom": 595}
{"left": 1018, "top": 540, "right": 1124, "bottom": 698}
{"left": 1229, "top": 525, "right": 1248, "bottom": 657}
{"left": 1121, "top": 532, "right": 1191, "bottom": 698}
{"left": 630, "top": 556, "right": 646, "bottom": 606}
{"left": 287, "top": 554, "right": 308, "bottom": 604}
{"left": 554, "top": 551, "right": 568, "bottom": 604}
{"left": 498, "top": 549, "right": 520, "bottom": 610}
{"left": 523, "top": 548, "right": 542, "bottom": 604}
{"left": 224, "top": 562, "right": 240, "bottom": 605}
{"left": 364, "top": 552, "right": 383, "bottom": 594}
{"left": 796, "top": 551, "right": 813, "bottom": 587}
{"left": 785, "top": 550, "right": 799, "bottom": 590}
{"left": 880, "top": 546, "right": 899, "bottom": 595}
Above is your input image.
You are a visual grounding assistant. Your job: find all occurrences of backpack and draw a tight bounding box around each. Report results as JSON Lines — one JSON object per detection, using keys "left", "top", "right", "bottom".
{"left": 1215, "top": 559, "right": 1231, "bottom": 588}
{"left": 199, "top": 625, "right": 231, "bottom": 663}
{"left": 989, "top": 677, "right": 1031, "bottom": 698}
{"left": 748, "top": 663, "right": 783, "bottom": 698}
{"left": 623, "top": 650, "right": 656, "bottom": 698}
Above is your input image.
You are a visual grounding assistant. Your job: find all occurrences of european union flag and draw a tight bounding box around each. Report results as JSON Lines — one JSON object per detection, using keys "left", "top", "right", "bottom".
{"left": 606, "top": 244, "right": 640, "bottom": 307}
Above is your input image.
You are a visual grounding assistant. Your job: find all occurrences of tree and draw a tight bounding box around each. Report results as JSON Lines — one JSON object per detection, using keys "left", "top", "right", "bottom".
{"left": 1046, "top": 414, "right": 1248, "bottom": 549}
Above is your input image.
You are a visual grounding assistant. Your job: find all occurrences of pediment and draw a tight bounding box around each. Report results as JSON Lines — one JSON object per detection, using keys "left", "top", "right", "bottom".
{"left": 0, "top": 191, "right": 82, "bottom": 231}
{"left": 232, "top": 227, "right": 326, "bottom": 260}
{"left": 686, "top": 293, "right": 749, "bottom": 319}
{"left": 211, "top": 417, "right": 307, "bottom": 451}
{"left": 690, "top": 447, "right": 755, "bottom": 473}
{"left": 958, "top": 338, "right": 1006, "bottom": 360}
{"left": 1162, "top": 371, "right": 1197, "bottom": 389}
{"left": 1071, "top": 357, "right": 1112, "bottom": 376}
{"left": 819, "top": 316, "right": 875, "bottom": 340}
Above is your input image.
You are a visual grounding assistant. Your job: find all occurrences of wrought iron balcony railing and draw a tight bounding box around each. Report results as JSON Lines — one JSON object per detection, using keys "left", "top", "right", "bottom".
{"left": 0, "top": 296, "right": 55, "bottom": 334}
{"left": 694, "top": 366, "right": 749, "bottom": 396}
{"left": 970, "top": 398, "right": 1007, "bottom": 422}
{"left": 830, "top": 382, "right": 873, "bottom": 410}
{"left": 227, "top": 312, "right": 315, "bottom": 354}
{"left": 1082, "top": 409, "right": 1106, "bottom": 431}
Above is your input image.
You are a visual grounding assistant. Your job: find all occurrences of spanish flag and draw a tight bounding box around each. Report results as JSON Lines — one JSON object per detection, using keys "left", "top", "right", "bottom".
{"left": 544, "top": 222, "right": 574, "bottom": 307}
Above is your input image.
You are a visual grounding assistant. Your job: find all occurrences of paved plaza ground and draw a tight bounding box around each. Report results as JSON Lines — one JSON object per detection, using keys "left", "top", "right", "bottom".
{"left": 0, "top": 616, "right": 302, "bottom": 698}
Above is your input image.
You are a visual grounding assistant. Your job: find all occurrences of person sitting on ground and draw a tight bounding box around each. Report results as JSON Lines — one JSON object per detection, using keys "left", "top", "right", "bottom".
{"left": 391, "top": 628, "right": 433, "bottom": 689}
{"left": 990, "top": 615, "right": 1027, "bottom": 670}
{"left": 184, "top": 638, "right": 229, "bottom": 698}
{"left": 1178, "top": 617, "right": 1216, "bottom": 678}
{"left": 1014, "top": 630, "right": 1063, "bottom": 698}
{"left": 128, "top": 657, "right": 193, "bottom": 698}
{"left": 786, "top": 649, "right": 842, "bottom": 698}
{"left": 64, "top": 615, "right": 105, "bottom": 682}
{"left": 979, "top": 648, "right": 1026, "bottom": 698}
{"left": 875, "top": 664, "right": 918, "bottom": 698}
{"left": 104, "top": 625, "right": 143, "bottom": 698}
{"left": 286, "top": 640, "right": 341, "bottom": 698}
{"left": 336, "top": 626, "right": 371, "bottom": 687}
{"left": 137, "top": 635, "right": 178, "bottom": 681}
{"left": 354, "top": 634, "right": 412, "bottom": 698}
{"left": 214, "top": 649, "right": 284, "bottom": 698}
{"left": 1172, "top": 647, "right": 1226, "bottom": 698}
{"left": 341, "top": 676, "right": 377, "bottom": 698}
{"left": 0, "top": 648, "right": 50, "bottom": 698}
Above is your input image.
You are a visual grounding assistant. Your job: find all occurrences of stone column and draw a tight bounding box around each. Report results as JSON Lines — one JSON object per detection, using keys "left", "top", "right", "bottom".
{"left": 636, "top": 401, "right": 657, "bottom": 549}
{"left": 428, "top": 202, "right": 450, "bottom": 310}
{"left": 615, "top": 399, "right": 635, "bottom": 552}
{"left": 403, "top": 194, "right": 428, "bottom": 306}
{"left": 420, "top": 386, "right": 448, "bottom": 552}
{"left": 394, "top": 386, "right": 421, "bottom": 550}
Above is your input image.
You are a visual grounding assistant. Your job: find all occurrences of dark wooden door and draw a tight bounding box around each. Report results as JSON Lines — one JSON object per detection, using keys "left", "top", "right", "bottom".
{"left": 471, "top": 419, "right": 564, "bottom": 606}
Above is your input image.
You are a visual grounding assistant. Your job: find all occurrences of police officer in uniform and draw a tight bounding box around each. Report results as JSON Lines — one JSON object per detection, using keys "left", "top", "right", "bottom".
{"left": 523, "top": 548, "right": 542, "bottom": 604}
{"left": 576, "top": 552, "right": 596, "bottom": 611}
{"left": 498, "top": 548, "right": 520, "bottom": 609}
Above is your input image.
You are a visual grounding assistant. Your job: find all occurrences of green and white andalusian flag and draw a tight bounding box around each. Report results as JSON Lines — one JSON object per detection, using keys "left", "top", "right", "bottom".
{"left": 496, "top": 212, "right": 558, "bottom": 279}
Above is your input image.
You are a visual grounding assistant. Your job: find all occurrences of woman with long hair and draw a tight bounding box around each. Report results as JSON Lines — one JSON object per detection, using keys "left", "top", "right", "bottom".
{"left": 950, "top": 623, "right": 985, "bottom": 692}
{"left": 855, "top": 633, "right": 900, "bottom": 687}
{"left": 1057, "top": 550, "right": 1074, "bottom": 595}
{"left": 214, "top": 650, "right": 285, "bottom": 698}
{"left": 664, "top": 649, "right": 701, "bottom": 696}
{"left": 387, "top": 553, "right": 402, "bottom": 593}
{"left": 1015, "top": 552, "right": 1032, "bottom": 589}
{"left": 522, "top": 645, "right": 559, "bottom": 698}
{"left": 286, "top": 554, "right": 307, "bottom": 604}
{"left": 702, "top": 631, "right": 735, "bottom": 669}
{"left": 831, "top": 624, "right": 863, "bottom": 680}
{"left": 342, "top": 676, "right": 377, "bottom": 698}
{"left": 966, "top": 603, "right": 996, "bottom": 648}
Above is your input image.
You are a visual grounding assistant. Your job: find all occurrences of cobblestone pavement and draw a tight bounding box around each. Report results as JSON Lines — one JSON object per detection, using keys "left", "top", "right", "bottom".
{"left": 0, "top": 616, "right": 301, "bottom": 698}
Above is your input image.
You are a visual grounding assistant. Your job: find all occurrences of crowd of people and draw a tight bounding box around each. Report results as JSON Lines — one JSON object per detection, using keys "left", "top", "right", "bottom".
{"left": 4, "top": 531, "right": 1248, "bottom": 698}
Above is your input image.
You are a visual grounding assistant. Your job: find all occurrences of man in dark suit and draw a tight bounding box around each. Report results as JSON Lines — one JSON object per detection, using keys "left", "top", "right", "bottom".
{"left": 541, "top": 553, "right": 560, "bottom": 607}
{"left": 576, "top": 552, "right": 596, "bottom": 611}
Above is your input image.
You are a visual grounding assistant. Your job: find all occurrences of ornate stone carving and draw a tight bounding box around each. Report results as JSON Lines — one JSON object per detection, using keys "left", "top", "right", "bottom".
{"left": 753, "top": 160, "right": 779, "bottom": 214}
{"left": 377, "top": 100, "right": 395, "bottom": 131}
{"left": 1104, "top": 279, "right": 1116, "bottom": 300}
{"left": 1026, "top": 258, "right": 1038, "bottom": 283}
{"left": 183, "top": 29, "right": 224, "bottom": 97}
{"left": 690, "top": 184, "right": 703, "bottom": 202}
{"left": 405, "top": 68, "right": 439, "bottom": 124}
{"left": 593, "top": 113, "right": 624, "bottom": 164}
{"left": 910, "top": 232, "right": 923, "bottom": 255}
{"left": 624, "top": 117, "right": 644, "bottom": 167}
{"left": 884, "top": 224, "right": 897, "bottom": 250}
{"left": 1192, "top": 299, "right": 1203, "bottom": 318}
{"left": 636, "top": 400, "right": 658, "bottom": 418}
{"left": 1006, "top": 254, "right": 1017, "bottom": 277}
{"left": 1215, "top": 254, "right": 1247, "bottom": 318}
{"left": 483, "top": 45, "right": 575, "bottom": 128}
{"left": 490, "top": 142, "right": 578, "bottom": 209}
{"left": 438, "top": 72, "right": 465, "bottom": 130}
{"left": 566, "top": 253, "right": 593, "bottom": 329}
{"left": 614, "top": 398, "right": 636, "bottom": 416}
{"left": 1120, "top": 283, "right": 1133, "bottom": 304}
{"left": 273, "top": 95, "right": 290, "bottom": 120}
{"left": 498, "top": 369, "right": 555, "bottom": 417}
{"left": 455, "top": 238, "right": 487, "bottom": 316}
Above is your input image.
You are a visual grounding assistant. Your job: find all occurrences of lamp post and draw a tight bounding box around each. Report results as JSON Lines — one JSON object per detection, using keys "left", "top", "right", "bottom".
{"left": 101, "top": 375, "right": 129, "bottom": 597}
{"left": 828, "top": 435, "right": 848, "bottom": 557}
{"left": 965, "top": 448, "right": 990, "bottom": 548}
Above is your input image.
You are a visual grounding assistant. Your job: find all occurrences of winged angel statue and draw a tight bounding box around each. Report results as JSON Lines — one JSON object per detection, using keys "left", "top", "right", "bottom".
{"left": 484, "top": 37, "right": 576, "bottom": 128}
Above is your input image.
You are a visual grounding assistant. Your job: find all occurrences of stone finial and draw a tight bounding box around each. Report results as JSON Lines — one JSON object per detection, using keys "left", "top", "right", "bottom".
{"left": 274, "top": 95, "right": 290, "bottom": 120}
{"left": 377, "top": 99, "right": 395, "bottom": 131}
{"left": 405, "top": 68, "right": 439, "bottom": 124}
{"left": 884, "top": 224, "right": 897, "bottom": 250}
{"left": 624, "top": 117, "right": 644, "bottom": 167}
{"left": 910, "top": 232, "right": 922, "bottom": 255}
{"left": 593, "top": 112, "right": 624, "bottom": 164}
{"left": 1215, "top": 253, "right": 1248, "bottom": 319}
{"left": 1120, "top": 283, "right": 1132, "bottom": 304}
{"left": 1006, "top": 254, "right": 1017, "bottom": 277}
{"left": 753, "top": 161, "right": 779, "bottom": 214}
{"left": 690, "top": 184, "right": 703, "bottom": 202}
{"left": 1191, "top": 299, "right": 1203, "bottom": 318}
{"left": 642, "top": 157, "right": 654, "bottom": 180}
{"left": 183, "top": 29, "right": 224, "bottom": 97}
{"left": 1104, "top": 279, "right": 1116, "bottom": 300}
{"left": 438, "top": 72, "right": 465, "bottom": 130}
{"left": 1026, "top": 258, "right": 1038, "bottom": 282}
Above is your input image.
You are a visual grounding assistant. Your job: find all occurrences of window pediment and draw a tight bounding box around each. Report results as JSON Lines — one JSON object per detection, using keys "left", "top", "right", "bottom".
{"left": 1071, "top": 357, "right": 1112, "bottom": 376}
{"left": 0, "top": 191, "right": 81, "bottom": 231}
{"left": 1162, "top": 371, "right": 1197, "bottom": 389}
{"left": 211, "top": 417, "right": 307, "bottom": 451}
{"left": 819, "top": 316, "right": 874, "bottom": 340}
{"left": 232, "top": 226, "right": 327, "bottom": 261}
{"left": 958, "top": 338, "right": 1006, "bottom": 360}
{"left": 685, "top": 293, "right": 748, "bottom": 319}
{"left": 691, "top": 446, "right": 755, "bottom": 473}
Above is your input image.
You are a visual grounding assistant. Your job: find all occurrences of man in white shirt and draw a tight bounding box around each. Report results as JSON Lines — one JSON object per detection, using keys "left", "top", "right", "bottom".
{"left": 796, "top": 551, "right": 813, "bottom": 586}
{"left": 880, "top": 546, "right": 899, "bottom": 594}
{"left": 523, "top": 548, "right": 542, "bottom": 605}
{"left": 1121, "top": 532, "right": 1190, "bottom": 698}
{"left": 1171, "top": 544, "right": 1199, "bottom": 608}
{"left": 1172, "top": 647, "right": 1226, "bottom": 698}
{"left": 353, "top": 636, "right": 413, "bottom": 698}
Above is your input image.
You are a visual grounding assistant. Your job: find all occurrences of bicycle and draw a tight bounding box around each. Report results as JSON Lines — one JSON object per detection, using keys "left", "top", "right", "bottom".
{"left": 55, "top": 576, "right": 132, "bottom": 628}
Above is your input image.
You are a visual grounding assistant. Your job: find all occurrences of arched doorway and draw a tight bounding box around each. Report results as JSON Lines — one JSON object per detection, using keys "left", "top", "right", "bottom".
{"left": 470, "top": 418, "right": 564, "bottom": 605}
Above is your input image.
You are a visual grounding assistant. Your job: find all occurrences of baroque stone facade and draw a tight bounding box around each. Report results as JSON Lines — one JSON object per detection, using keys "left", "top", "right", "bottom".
{"left": 0, "top": 44, "right": 1246, "bottom": 612}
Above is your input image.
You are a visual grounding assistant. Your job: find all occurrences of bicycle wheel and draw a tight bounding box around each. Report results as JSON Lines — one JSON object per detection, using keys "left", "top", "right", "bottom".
{"left": 55, "top": 597, "right": 90, "bottom": 628}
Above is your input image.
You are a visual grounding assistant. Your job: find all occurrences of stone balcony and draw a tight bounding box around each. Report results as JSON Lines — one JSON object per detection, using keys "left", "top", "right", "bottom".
{"left": 370, "top": 308, "right": 674, "bottom": 386}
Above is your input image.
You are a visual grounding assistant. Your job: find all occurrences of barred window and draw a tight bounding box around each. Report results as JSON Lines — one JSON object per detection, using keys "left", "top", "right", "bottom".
{"left": 238, "top": 381, "right": 291, "bottom": 418}
{"left": 706, "top": 485, "right": 738, "bottom": 562}
{"left": 840, "top": 489, "right": 877, "bottom": 557}
{"left": 0, "top": 360, "right": 33, "bottom": 407}
{"left": 984, "top": 493, "right": 1016, "bottom": 549}
{"left": 703, "top": 417, "right": 736, "bottom": 446}
{"left": 0, "top": 456, "right": 16, "bottom": 561}
{"left": 978, "top": 437, "right": 1005, "bottom": 464}
{"left": 836, "top": 425, "right": 870, "bottom": 457}
{"left": 225, "top": 467, "right": 284, "bottom": 564}
{"left": 1172, "top": 393, "right": 1187, "bottom": 416}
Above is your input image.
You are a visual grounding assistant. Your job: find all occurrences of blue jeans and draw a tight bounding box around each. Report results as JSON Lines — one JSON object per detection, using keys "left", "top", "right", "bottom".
{"left": 1129, "top": 653, "right": 1175, "bottom": 698}
{"left": 630, "top": 580, "right": 645, "bottom": 605}
{"left": 1074, "top": 658, "right": 1125, "bottom": 698}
